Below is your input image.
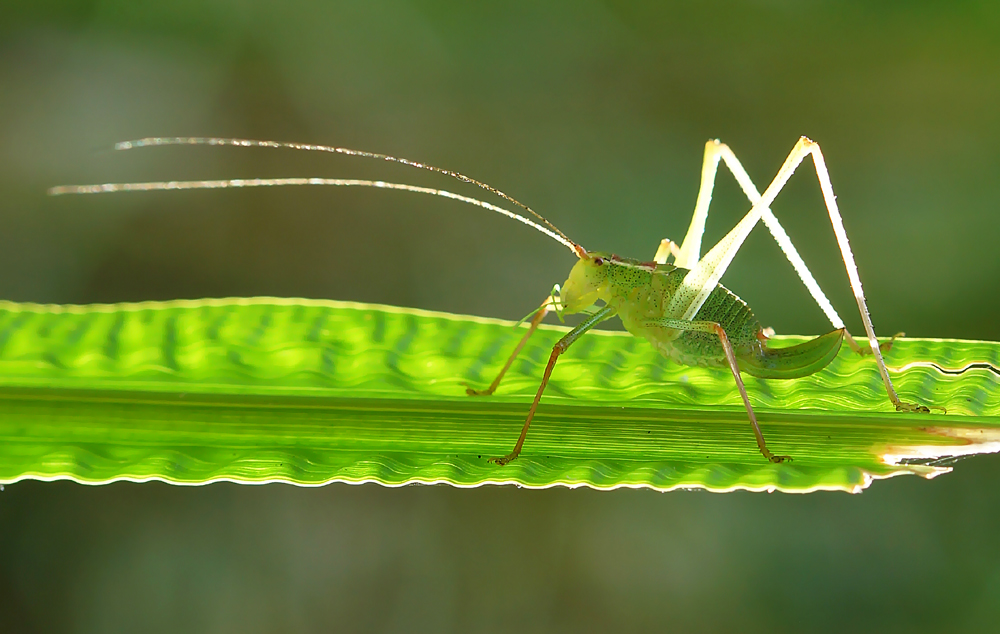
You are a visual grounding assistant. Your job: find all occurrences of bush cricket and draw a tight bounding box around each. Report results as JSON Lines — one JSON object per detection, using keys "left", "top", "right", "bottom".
{"left": 50, "top": 136, "right": 938, "bottom": 464}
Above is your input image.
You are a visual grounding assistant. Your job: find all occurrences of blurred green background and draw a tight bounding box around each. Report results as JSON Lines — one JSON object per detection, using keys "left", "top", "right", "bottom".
{"left": 2, "top": 1, "right": 1000, "bottom": 632}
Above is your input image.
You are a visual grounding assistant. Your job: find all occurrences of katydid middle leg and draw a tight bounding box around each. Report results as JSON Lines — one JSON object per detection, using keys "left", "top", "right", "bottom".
{"left": 644, "top": 317, "right": 791, "bottom": 463}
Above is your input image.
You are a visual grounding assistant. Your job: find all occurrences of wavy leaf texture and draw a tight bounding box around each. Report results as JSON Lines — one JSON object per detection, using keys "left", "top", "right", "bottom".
{"left": 0, "top": 298, "right": 998, "bottom": 493}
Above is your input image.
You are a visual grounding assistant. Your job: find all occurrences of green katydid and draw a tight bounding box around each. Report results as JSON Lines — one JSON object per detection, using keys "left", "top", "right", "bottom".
{"left": 49, "top": 135, "right": 936, "bottom": 464}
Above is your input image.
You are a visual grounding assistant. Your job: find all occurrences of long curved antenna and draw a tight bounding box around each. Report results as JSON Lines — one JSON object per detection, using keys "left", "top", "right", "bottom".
{"left": 47, "top": 177, "right": 579, "bottom": 254}
{"left": 110, "top": 136, "right": 584, "bottom": 257}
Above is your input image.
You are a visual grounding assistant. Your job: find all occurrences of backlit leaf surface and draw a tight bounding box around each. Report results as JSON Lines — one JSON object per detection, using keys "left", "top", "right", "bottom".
{"left": 0, "top": 298, "right": 997, "bottom": 493}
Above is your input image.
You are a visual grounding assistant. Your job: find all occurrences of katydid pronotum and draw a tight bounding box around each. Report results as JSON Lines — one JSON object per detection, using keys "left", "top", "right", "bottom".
{"left": 50, "top": 136, "right": 939, "bottom": 464}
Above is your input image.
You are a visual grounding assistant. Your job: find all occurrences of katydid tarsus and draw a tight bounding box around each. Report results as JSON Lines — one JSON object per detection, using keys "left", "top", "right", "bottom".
{"left": 49, "top": 135, "right": 937, "bottom": 464}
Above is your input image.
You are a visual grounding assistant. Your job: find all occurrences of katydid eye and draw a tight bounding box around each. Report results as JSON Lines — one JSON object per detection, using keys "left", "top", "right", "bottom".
{"left": 594, "top": 257, "right": 604, "bottom": 266}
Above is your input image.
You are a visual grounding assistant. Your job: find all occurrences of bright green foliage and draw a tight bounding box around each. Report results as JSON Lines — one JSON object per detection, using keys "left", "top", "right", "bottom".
{"left": 0, "top": 298, "right": 997, "bottom": 493}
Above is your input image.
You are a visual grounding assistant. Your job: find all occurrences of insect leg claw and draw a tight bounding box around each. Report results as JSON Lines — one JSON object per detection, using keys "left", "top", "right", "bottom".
{"left": 896, "top": 401, "right": 936, "bottom": 414}
{"left": 464, "top": 382, "right": 494, "bottom": 396}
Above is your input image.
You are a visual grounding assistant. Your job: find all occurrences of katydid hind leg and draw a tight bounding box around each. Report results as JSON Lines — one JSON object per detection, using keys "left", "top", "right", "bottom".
{"left": 669, "top": 137, "right": 837, "bottom": 322}
{"left": 673, "top": 139, "right": 839, "bottom": 335}
{"left": 668, "top": 137, "right": 931, "bottom": 414}
{"left": 674, "top": 139, "right": 877, "bottom": 352}
{"left": 705, "top": 141, "right": 903, "bottom": 360}
{"left": 844, "top": 330, "right": 903, "bottom": 356}
{"left": 670, "top": 139, "right": 863, "bottom": 352}
{"left": 802, "top": 140, "right": 931, "bottom": 413}
{"left": 701, "top": 140, "right": 848, "bottom": 331}
{"left": 673, "top": 141, "right": 724, "bottom": 269}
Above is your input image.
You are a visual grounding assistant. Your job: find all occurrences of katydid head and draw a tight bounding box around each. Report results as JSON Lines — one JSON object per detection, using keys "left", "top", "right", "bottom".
{"left": 558, "top": 250, "right": 613, "bottom": 314}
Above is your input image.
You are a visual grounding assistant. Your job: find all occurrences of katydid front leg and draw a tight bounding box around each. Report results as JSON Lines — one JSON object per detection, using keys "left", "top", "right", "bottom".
{"left": 465, "top": 298, "right": 552, "bottom": 396}
{"left": 489, "top": 304, "right": 617, "bottom": 466}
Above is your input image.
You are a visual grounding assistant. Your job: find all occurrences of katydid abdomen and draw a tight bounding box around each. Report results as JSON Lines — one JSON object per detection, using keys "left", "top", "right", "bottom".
{"left": 566, "top": 252, "right": 846, "bottom": 382}
{"left": 632, "top": 281, "right": 844, "bottom": 381}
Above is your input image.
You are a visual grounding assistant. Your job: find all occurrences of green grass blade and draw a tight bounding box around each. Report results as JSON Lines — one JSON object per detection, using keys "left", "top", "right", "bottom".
{"left": 0, "top": 298, "right": 997, "bottom": 493}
